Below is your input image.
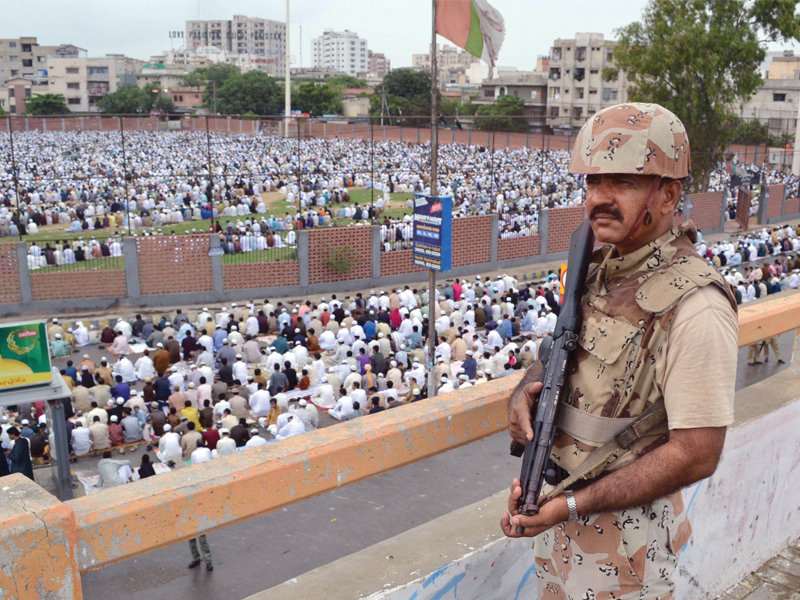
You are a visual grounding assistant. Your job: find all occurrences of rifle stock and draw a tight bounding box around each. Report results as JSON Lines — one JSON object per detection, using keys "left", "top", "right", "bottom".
{"left": 513, "top": 220, "right": 595, "bottom": 533}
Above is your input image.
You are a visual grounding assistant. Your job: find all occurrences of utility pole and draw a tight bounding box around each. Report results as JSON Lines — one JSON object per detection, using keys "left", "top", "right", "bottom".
{"left": 205, "top": 115, "right": 215, "bottom": 232}
{"left": 284, "top": 0, "right": 291, "bottom": 138}
{"left": 7, "top": 118, "right": 23, "bottom": 241}
{"left": 118, "top": 117, "right": 131, "bottom": 236}
{"left": 427, "top": 0, "right": 439, "bottom": 399}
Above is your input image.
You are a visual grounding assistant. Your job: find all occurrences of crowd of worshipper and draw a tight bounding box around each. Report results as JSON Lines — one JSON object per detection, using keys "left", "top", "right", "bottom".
{"left": 1, "top": 131, "right": 586, "bottom": 249}
{"left": 1, "top": 275, "right": 570, "bottom": 485}
{"left": 696, "top": 222, "right": 800, "bottom": 304}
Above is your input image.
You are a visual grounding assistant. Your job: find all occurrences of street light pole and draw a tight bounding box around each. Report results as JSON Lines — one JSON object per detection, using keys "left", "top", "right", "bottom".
{"left": 284, "top": 0, "right": 291, "bottom": 138}
{"left": 427, "top": 0, "right": 439, "bottom": 399}
{"left": 7, "top": 118, "right": 23, "bottom": 241}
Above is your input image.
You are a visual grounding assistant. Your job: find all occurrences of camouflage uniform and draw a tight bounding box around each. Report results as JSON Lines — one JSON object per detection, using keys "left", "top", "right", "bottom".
{"left": 533, "top": 104, "right": 737, "bottom": 600}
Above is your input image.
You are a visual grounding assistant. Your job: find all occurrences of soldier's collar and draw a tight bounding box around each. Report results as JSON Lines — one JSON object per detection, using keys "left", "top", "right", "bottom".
{"left": 591, "top": 221, "right": 697, "bottom": 290}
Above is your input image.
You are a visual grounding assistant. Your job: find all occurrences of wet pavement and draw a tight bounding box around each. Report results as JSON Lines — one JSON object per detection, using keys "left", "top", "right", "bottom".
{"left": 717, "top": 538, "right": 800, "bottom": 600}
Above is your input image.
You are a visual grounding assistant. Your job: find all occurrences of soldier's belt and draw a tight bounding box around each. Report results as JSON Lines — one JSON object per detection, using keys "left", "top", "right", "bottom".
{"left": 556, "top": 404, "right": 639, "bottom": 445}
{"left": 546, "top": 400, "right": 667, "bottom": 500}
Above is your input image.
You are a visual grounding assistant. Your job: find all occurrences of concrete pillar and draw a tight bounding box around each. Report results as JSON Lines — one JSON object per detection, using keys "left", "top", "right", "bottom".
{"left": 782, "top": 183, "right": 788, "bottom": 217}
{"left": 538, "top": 209, "right": 550, "bottom": 257}
{"left": 16, "top": 241, "right": 32, "bottom": 304}
{"left": 793, "top": 97, "right": 800, "bottom": 175}
{"left": 757, "top": 186, "right": 769, "bottom": 225}
{"left": 490, "top": 214, "right": 499, "bottom": 264}
{"left": 353, "top": 123, "right": 356, "bottom": 139}
{"left": 417, "top": 128, "right": 420, "bottom": 144}
{"left": 122, "top": 238, "right": 140, "bottom": 299}
{"left": 98, "top": 117, "right": 102, "bottom": 131}
{"left": 324, "top": 122, "right": 327, "bottom": 138}
{"left": 400, "top": 126, "right": 403, "bottom": 142}
{"left": 25, "top": 117, "right": 29, "bottom": 131}
{"left": 682, "top": 192, "right": 691, "bottom": 222}
{"left": 506, "top": 131, "right": 510, "bottom": 148}
{"left": 468, "top": 129, "right": 472, "bottom": 145}
{"left": 61, "top": 117, "right": 66, "bottom": 131}
{"left": 43, "top": 118, "right": 47, "bottom": 132}
{"left": 298, "top": 230, "right": 310, "bottom": 288}
{"left": 371, "top": 225, "right": 381, "bottom": 279}
{"left": 0, "top": 475, "right": 83, "bottom": 599}
{"left": 49, "top": 398, "right": 74, "bottom": 501}
{"left": 209, "top": 235, "right": 224, "bottom": 295}
{"left": 720, "top": 191, "right": 728, "bottom": 230}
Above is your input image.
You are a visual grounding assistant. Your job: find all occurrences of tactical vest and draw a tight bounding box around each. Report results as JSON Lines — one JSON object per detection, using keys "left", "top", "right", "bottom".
{"left": 550, "top": 221, "right": 737, "bottom": 480}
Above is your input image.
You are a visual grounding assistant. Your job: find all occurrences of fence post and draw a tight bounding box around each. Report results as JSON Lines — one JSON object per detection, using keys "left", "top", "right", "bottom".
{"left": 98, "top": 117, "right": 102, "bottom": 131}
{"left": 324, "top": 122, "right": 327, "bottom": 139}
{"left": 506, "top": 131, "right": 510, "bottom": 148}
{"left": 298, "top": 230, "right": 310, "bottom": 288}
{"left": 417, "top": 128, "right": 420, "bottom": 144}
{"left": 490, "top": 214, "right": 499, "bottom": 264}
{"left": 123, "top": 238, "right": 141, "bottom": 300}
{"left": 468, "top": 129, "right": 472, "bottom": 145}
{"left": 400, "top": 126, "right": 403, "bottom": 142}
{"left": 43, "top": 118, "right": 47, "bottom": 132}
{"left": 384, "top": 126, "right": 387, "bottom": 141}
{"left": 353, "top": 123, "right": 356, "bottom": 139}
{"left": 782, "top": 183, "right": 788, "bottom": 217}
{"left": 371, "top": 226, "right": 382, "bottom": 279}
{"left": 538, "top": 209, "right": 550, "bottom": 258}
{"left": 208, "top": 235, "right": 224, "bottom": 296}
{"left": 719, "top": 192, "right": 728, "bottom": 230}
{"left": 62, "top": 117, "right": 66, "bottom": 131}
{"left": 16, "top": 241, "right": 32, "bottom": 304}
{"left": 757, "top": 185, "right": 769, "bottom": 225}
{"left": 0, "top": 475, "right": 83, "bottom": 600}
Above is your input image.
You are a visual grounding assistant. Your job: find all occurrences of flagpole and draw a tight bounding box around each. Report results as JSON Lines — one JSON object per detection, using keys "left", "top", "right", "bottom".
{"left": 427, "top": 0, "right": 439, "bottom": 399}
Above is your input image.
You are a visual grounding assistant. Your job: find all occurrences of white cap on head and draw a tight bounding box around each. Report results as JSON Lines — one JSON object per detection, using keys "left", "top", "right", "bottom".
{"left": 0, "top": 416, "right": 7, "bottom": 423}
{"left": 412, "top": 388, "right": 421, "bottom": 395}
{"left": 231, "top": 325, "right": 238, "bottom": 331}
{"left": 236, "top": 354, "right": 242, "bottom": 359}
{"left": 171, "top": 365, "right": 178, "bottom": 372}
{"left": 188, "top": 382, "right": 195, "bottom": 389}
{"left": 52, "top": 318, "right": 59, "bottom": 323}
{"left": 55, "top": 333, "right": 62, "bottom": 339}
{"left": 21, "top": 419, "right": 29, "bottom": 425}
{"left": 163, "top": 423, "right": 172, "bottom": 431}
{"left": 110, "top": 415, "right": 119, "bottom": 422}
{"left": 116, "top": 397, "right": 125, "bottom": 405}
{"left": 157, "top": 342, "right": 164, "bottom": 348}
{"left": 299, "top": 399, "right": 308, "bottom": 406}
{"left": 231, "top": 302, "right": 237, "bottom": 307}
{"left": 219, "top": 427, "right": 229, "bottom": 435}
{"left": 83, "top": 354, "right": 89, "bottom": 359}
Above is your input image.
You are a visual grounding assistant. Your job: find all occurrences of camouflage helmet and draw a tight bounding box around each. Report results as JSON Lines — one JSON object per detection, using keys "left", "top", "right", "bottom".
{"left": 568, "top": 103, "right": 690, "bottom": 179}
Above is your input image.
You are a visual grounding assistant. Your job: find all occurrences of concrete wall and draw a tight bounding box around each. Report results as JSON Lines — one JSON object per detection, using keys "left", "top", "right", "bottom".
{"left": 250, "top": 369, "right": 800, "bottom": 600}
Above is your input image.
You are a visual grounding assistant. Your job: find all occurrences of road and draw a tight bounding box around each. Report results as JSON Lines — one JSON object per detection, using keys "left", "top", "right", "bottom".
{"left": 77, "top": 330, "right": 796, "bottom": 600}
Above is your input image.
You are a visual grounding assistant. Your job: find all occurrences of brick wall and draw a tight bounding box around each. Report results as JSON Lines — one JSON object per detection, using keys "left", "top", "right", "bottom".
{"left": 223, "top": 261, "right": 300, "bottom": 289}
{"left": 547, "top": 206, "right": 587, "bottom": 254}
{"left": 786, "top": 197, "right": 800, "bottom": 216}
{"left": 30, "top": 271, "right": 125, "bottom": 301}
{"left": 498, "top": 236, "right": 541, "bottom": 261}
{"left": 137, "top": 235, "right": 213, "bottom": 295}
{"left": 767, "top": 185, "right": 785, "bottom": 219}
{"left": 452, "top": 216, "right": 492, "bottom": 267}
{"left": 308, "top": 226, "right": 372, "bottom": 284}
{"left": 689, "top": 191, "right": 723, "bottom": 231}
{"left": 381, "top": 250, "right": 427, "bottom": 277}
{"left": 0, "top": 244, "right": 20, "bottom": 304}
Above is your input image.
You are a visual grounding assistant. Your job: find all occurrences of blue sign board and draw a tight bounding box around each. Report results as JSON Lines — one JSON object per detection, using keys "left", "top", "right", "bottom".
{"left": 413, "top": 195, "right": 453, "bottom": 271}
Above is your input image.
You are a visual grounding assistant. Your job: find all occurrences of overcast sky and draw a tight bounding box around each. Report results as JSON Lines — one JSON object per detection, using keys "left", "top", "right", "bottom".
{"left": 2, "top": 0, "right": 796, "bottom": 71}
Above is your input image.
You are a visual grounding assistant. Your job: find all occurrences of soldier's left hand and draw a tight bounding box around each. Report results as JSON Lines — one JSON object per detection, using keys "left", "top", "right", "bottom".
{"left": 500, "top": 478, "right": 569, "bottom": 538}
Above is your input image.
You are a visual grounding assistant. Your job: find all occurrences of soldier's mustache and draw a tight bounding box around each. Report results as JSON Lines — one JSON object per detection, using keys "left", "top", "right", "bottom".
{"left": 589, "top": 206, "right": 624, "bottom": 222}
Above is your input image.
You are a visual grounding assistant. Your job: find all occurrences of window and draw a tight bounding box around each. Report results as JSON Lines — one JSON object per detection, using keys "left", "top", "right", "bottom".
{"left": 774, "top": 93, "right": 787, "bottom": 102}
{"left": 9, "top": 56, "right": 18, "bottom": 62}
{"left": 572, "top": 107, "right": 582, "bottom": 118}
{"left": 9, "top": 41, "right": 16, "bottom": 48}
{"left": 21, "top": 44, "right": 31, "bottom": 52}
{"left": 550, "top": 67, "right": 560, "bottom": 81}
{"left": 576, "top": 87, "right": 584, "bottom": 100}
{"left": 67, "top": 98, "right": 81, "bottom": 105}
{"left": 7, "top": 88, "right": 13, "bottom": 97}
{"left": 10, "top": 105, "right": 16, "bottom": 114}
{"left": 24, "top": 88, "right": 31, "bottom": 98}
{"left": 549, "top": 106, "right": 559, "bottom": 117}
{"left": 67, "top": 82, "right": 80, "bottom": 89}
{"left": 590, "top": 69, "right": 599, "bottom": 74}
{"left": 22, "top": 59, "right": 33, "bottom": 67}
{"left": 574, "top": 68, "right": 585, "bottom": 82}
{"left": 575, "top": 47, "right": 587, "bottom": 61}
{"left": 589, "top": 89, "right": 597, "bottom": 95}
{"left": 66, "top": 67, "right": 79, "bottom": 74}
{"left": 10, "top": 70, "right": 18, "bottom": 77}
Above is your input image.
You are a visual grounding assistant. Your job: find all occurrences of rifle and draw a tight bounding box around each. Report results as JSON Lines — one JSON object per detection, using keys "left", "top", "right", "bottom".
{"left": 510, "top": 219, "right": 595, "bottom": 532}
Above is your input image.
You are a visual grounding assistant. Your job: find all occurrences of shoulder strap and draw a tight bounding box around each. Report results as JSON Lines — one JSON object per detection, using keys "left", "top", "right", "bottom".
{"left": 545, "top": 399, "right": 667, "bottom": 500}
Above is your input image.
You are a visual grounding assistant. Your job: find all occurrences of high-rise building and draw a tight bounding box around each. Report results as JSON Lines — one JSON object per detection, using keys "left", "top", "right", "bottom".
{"left": 0, "top": 37, "right": 79, "bottom": 89}
{"left": 546, "top": 33, "right": 630, "bottom": 130}
{"left": 185, "top": 15, "right": 286, "bottom": 77}
{"left": 412, "top": 44, "right": 480, "bottom": 89}
{"left": 47, "top": 56, "right": 123, "bottom": 113}
{"left": 367, "top": 51, "right": 390, "bottom": 79}
{"left": 311, "top": 30, "right": 368, "bottom": 78}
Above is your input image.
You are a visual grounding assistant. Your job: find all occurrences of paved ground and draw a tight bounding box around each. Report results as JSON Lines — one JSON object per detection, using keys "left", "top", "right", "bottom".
{"left": 717, "top": 538, "right": 800, "bottom": 600}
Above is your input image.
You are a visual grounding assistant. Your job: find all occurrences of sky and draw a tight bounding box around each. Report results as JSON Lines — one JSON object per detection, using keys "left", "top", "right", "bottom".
{"left": 2, "top": 0, "right": 656, "bottom": 70}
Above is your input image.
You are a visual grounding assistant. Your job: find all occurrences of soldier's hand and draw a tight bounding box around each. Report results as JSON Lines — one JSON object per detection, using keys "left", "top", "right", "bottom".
{"left": 501, "top": 478, "right": 569, "bottom": 538}
{"left": 507, "top": 382, "right": 542, "bottom": 445}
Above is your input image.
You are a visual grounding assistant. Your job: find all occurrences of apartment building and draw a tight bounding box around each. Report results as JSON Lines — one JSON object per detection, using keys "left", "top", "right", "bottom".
{"left": 46, "top": 56, "right": 120, "bottom": 113}
{"left": 474, "top": 70, "right": 549, "bottom": 131}
{"left": 546, "top": 33, "right": 629, "bottom": 130}
{"left": 0, "top": 38, "right": 80, "bottom": 88}
{"left": 0, "top": 77, "right": 34, "bottom": 114}
{"left": 185, "top": 15, "right": 286, "bottom": 76}
{"left": 367, "top": 51, "right": 390, "bottom": 79}
{"left": 311, "top": 30, "right": 368, "bottom": 78}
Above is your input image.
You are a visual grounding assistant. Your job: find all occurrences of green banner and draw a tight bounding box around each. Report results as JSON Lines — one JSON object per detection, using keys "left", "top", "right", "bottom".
{"left": 0, "top": 322, "right": 52, "bottom": 389}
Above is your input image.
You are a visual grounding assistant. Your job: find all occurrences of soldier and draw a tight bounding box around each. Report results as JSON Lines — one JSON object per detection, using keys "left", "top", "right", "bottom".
{"left": 503, "top": 103, "right": 738, "bottom": 599}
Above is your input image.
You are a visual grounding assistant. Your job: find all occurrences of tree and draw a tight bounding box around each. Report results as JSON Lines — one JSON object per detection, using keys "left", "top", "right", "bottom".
{"left": 293, "top": 82, "right": 342, "bottom": 115}
{"left": 610, "top": 0, "right": 800, "bottom": 190}
{"left": 143, "top": 83, "right": 176, "bottom": 113}
{"left": 370, "top": 69, "right": 432, "bottom": 125}
{"left": 474, "top": 95, "right": 528, "bottom": 132}
{"left": 182, "top": 70, "right": 207, "bottom": 88}
{"left": 215, "top": 71, "right": 282, "bottom": 115}
{"left": 326, "top": 75, "right": 368, "bottom": 89}
{"left": 98, "top": 84, "right": 150, "bottom": 114}
{"left": 186, "top": 63, "right": 241, "bottom": 110}
{"left": 23, "top": 94, "right": 70, "bottom": 115}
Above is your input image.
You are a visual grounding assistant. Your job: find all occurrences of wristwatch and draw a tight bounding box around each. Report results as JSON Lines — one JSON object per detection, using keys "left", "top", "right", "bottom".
{"left": 564, "top": 490, "right": 580, "bottom": 523}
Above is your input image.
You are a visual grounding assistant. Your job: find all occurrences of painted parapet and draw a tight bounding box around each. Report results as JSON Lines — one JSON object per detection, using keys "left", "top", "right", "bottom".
{"left": 250, "top": 368, "right": 800, "bottom": 600}
{"left": 0, "top": 475, "right": 83, "bottom": 600}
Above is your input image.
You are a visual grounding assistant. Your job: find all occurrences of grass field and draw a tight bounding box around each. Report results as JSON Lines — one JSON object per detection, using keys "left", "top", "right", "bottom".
{"left": 20, "top": 188, "right": 415, "bottom": 243}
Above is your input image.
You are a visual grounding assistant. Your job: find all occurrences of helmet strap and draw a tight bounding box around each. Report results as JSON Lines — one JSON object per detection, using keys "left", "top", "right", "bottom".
{"left": 622, "top": 177, "right": 661, "bottom": 246}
